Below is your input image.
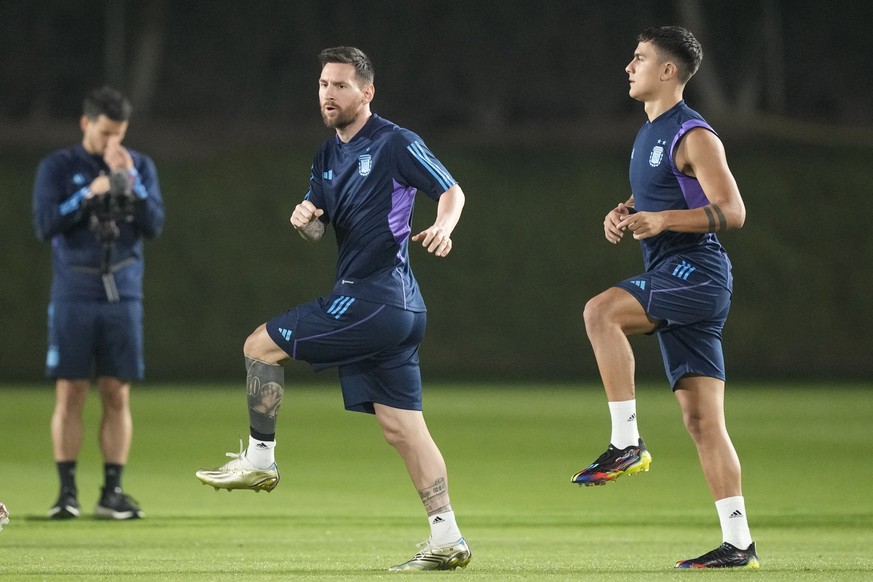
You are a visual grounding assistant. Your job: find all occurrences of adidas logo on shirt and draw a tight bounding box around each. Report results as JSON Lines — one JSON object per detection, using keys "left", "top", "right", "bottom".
{"left": 278, "top": 328, "right": 292, "bottom": 341}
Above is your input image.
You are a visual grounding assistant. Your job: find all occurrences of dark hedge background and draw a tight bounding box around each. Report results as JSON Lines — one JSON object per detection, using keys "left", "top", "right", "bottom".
{"left": 2, "top": 2, "right": 871, "bottom": 383}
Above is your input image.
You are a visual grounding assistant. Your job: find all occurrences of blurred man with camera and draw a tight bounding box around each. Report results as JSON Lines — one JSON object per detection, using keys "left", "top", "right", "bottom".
{"left": 32, "top": 86, "right": 164, "bottom": 520}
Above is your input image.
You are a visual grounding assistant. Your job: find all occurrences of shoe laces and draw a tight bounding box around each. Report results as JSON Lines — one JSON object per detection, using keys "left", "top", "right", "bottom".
{"left": 218, "top": 440, "right": 257, "bottom": 471}
{"left": 225, "top": 439, "right": 246, "bottom": 460}
{"left": 412, "top": 539, "right": 434, "bottom": 559}
{"left": 710, "top": 542, "right": 743, "bottom": 558}
{"left": 412, "top": 538, "right": 462, "bottom": 558}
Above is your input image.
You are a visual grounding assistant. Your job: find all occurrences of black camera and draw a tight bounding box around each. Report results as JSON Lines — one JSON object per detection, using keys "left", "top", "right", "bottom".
{"left": 86, "top": 169, "right": 138, "bottom": 302}
{"left": 87, "top": 169, "right": 136, "bottom": 243}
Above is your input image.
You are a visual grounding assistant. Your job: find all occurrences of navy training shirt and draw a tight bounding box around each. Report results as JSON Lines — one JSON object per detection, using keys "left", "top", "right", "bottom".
{"left": 305, "top": 114, "right": 457, "bottom": 311}
{"left": 629, "top": 100, "right": 733, "bottom": 288}
{"left": 32, "top": 144, "right": 165, "bottom": 301}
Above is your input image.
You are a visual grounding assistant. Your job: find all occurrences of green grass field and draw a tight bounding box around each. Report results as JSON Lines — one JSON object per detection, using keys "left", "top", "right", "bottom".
{"left": 0, "top": 383, "right": 871, "bottom": 580}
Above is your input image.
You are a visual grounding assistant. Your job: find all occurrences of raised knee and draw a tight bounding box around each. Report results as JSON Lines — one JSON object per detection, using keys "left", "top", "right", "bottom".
{"left": 583, "top": 295, "right": 610, "bottom": 333}
{"left": 243, "top": 331, "right": 260, "bottom": 357}
{"left": 243, "top": 325, "right": 274, "bottom": 361}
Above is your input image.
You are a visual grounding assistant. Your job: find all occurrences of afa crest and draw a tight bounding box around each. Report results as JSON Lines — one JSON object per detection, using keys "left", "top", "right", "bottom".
{"left": 358, "top": 154, "right": 372, "bottom": 176}
{"left": 648, "top": 145, "right": 664, "bottom": 167}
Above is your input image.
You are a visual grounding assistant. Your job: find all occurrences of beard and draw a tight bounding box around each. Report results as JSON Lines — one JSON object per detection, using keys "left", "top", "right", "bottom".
{"left": 320, "top": 101, "right": 362, "bottom": 130}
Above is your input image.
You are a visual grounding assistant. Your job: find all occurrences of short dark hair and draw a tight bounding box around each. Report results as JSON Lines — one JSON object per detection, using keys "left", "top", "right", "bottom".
{"left": 318, "top": 46, "right": 374, "bottom": 86}
{"left": 83, "top": 86, "right": 132, "bottom": 121}
{"left": 637, "top": 26, "right": 703, "bottom": 83}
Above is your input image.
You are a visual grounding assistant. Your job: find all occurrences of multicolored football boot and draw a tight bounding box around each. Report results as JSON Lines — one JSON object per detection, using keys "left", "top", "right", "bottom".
{"left": 674, "top": 542, "right": 760, "bottom": 569}
{"left": 388, "top": 538, "right": 472, "bottom": 571}
{"left": 571, "top": 438, "right": 652, "bottom": 486}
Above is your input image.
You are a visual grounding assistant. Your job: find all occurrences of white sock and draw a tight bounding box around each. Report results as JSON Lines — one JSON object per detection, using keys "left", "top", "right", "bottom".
{"left": 608, "top": 400, "right": 639, "bottom": 449}
{"left": 245, "top": 436, "right": 276, "bottom": 469}
{"left": 428, "top": 510, "right": 462, "bottom": 547}
{"left": 715, "top": 496, "right": 753, "bottom": 550}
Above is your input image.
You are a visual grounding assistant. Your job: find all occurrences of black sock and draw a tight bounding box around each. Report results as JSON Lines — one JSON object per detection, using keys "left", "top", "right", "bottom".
{"left": 57, "top": 461, "right": 77, "bottom": 494}
{"left": 250, "top": 427, "right": 275, "bottom": 442}
{"left": 104, "top": 463, "right": 124, "bottom": 492}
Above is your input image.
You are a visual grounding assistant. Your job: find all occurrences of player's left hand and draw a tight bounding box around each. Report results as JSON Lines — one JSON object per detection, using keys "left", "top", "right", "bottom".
{"left": 412, "top": 226, "right": 453, "bottom": 257}
{"left": 87, "top": 173, "right": 111, "bottom": 197}
{"left": 617, "top": 211, "right": 666, "bottom": 240}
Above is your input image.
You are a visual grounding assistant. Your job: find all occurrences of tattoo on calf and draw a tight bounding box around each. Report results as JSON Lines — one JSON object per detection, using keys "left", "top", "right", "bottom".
{"left": 245, "top": 357, "right": 285, "bottom": 436}
{"left": 418, "top": 477, "right": 450, "bottom": 514}
{"left": 248, "top": 379, "right": 284, "bottom": 417}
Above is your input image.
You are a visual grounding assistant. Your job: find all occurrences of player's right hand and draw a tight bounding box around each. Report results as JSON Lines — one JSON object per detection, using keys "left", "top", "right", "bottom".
{"left": 604, "top": 202, "right": 632, "bottom": 244}
{"left": 290, "top": 200, "right": 324, "bottom": 229}
{"left": 104, "top": 136, "right": 133, "bottom": 170}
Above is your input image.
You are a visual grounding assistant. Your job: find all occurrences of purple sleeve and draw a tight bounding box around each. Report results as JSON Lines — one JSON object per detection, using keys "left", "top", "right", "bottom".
{"left": 669, "top": 120, "right": 718, "bottom": 209}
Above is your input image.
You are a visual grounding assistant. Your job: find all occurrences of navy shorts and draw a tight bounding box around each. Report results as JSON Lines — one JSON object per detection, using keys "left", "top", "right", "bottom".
{"left": 615, "top": 257, "right": 732, "bottom": 388}
{"left": 46, "top": 300, "right": 145, "bottom": 381}
{"left": 266, "top": 295, "right": 427, "bottom": 414}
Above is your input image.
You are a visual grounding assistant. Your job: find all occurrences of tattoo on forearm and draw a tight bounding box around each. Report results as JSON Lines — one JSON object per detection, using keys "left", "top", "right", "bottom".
{"left": 418, "top": 477, "right": 450, "bottom": 515}
{"left": 703, "top": 204, "right": 728, "bottom": 232}
{"left": 703, "top": 206, "right": 716, "bottom": 232}
{"left": 712, "top": 204, "right": 727, "bottom": 232}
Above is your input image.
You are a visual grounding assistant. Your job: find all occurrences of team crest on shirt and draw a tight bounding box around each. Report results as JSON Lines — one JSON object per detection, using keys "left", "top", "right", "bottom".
{"left": 72, "top": 173, "right": 87, "bottom": 185}
{"left": 649, "top": 139, "right": 667, "bottom": 167}
{"left": 358, "top": 154, "right": 372, "bottom": 176}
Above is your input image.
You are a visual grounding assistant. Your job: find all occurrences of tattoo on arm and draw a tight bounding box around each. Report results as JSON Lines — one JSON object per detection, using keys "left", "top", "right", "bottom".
{"left": 703, "top": 206, "right": 716, "bottom": 232}
{"left": 712, "top": 204, "right": 727, "bottom": 231}
{"left": 703, "top": 204, "right": 727, "bottom": 232}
